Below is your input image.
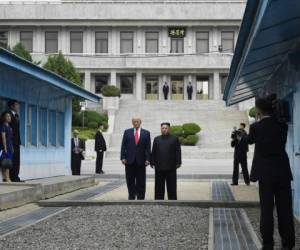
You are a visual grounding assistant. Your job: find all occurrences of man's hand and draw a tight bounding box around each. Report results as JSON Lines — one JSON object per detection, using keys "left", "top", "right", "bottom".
{"left": 99, "top": 150, "right": 102, "bottom": 152}
{"left": 176, "top": 164, "right": 181, "bottom": 169}
{"left": 121, "top": 159, "right": 127, "bottom": 165}
{"left": 145, "top": 160, "right": 150, "bottom": 166}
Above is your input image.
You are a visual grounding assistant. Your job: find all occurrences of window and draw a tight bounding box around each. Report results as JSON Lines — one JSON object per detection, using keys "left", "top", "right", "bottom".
{"left": 95, "top": 75, "right": 108, "bottom": 94}
{"left": 221, "top": 31, "right": 234, "bottom": 53}
{"left": 95, "top": 32, "right": 108, "bottom": 53}
{"left": 57, "top": 112, "right": 65, "bottom": 147}
{"left": 145, "top": 32, "right": 159, "bottom": 53}
{"left": 45, "top": 31, "right": 58, "bottom": 53}
{"left": 70, "top": 31, "right": 83, "bottom": 53}
{"left": 120, "top": 75, "right": 134, "bottom": 94}
{"left": 39, "top": 108, "right": 47, "bottom": 146}
{"left": 120, "top": 32, "right": 133, "bottom": 54}
{"left": 26, "top": 105, "right": 37, "bottom": 146}
{"left": 0, "top": 31, "right": 8, "bottom": 49}
{"left": 196, "top": 32, "right": 209, "bottom": 53}
{"left": 49, "top": 110, "right": 56, "bottom": 146}
{"left": 171, "top": 38, "right": 184, "bottom": 53}
{"left": 20, "top": 31, "right": 33, "bottom": 52}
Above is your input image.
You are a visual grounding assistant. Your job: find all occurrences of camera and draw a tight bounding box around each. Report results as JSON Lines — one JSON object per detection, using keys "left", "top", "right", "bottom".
{"left": 231, "top": 128, "right": 242, "bottom": 140}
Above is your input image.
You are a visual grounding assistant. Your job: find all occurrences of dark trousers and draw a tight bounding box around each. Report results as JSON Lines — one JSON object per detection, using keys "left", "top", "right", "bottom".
{"left": 155, "top": 169, "right": 177, "bottom": 200}
{"left": 187, "top": 93, "right": 192, "bottom": 100}
{"left": 258, "top": 180, "right": 295, "bottom": 250}
{"left": 10, "top": 145, "right": 20, "bottom": 181}
{"left": 125, "top": 162, "right": 146, "bottom": 200}
{"left": 71, "top": 154, "right": 82, "bottom": 175}
{"left": 96, "top": 152, "right": 104, "bottom": 173}
{"left": 232, "top": 157, "right": 250, "bottom": 185}
{"left": 163, "top": 92, "right": 168, "bottom": 100}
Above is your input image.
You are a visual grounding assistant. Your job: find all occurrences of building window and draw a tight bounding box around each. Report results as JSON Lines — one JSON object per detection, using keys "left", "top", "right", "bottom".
{"left": 57, "top": 112, "right": 65, "bottom": 147}
{"left": 95, "top": 32, "right": 108, "bottom": 53}
{"left": 45, "top": 31, "right": 58, "bottom": 53}
{"left": 221, "top": 31, "right": 234, "bottom": 53}
{"left": 49, "top": 110, "right": 56, "bottom": 146}
{"left": 27, "top": 105, "right": 37, "bottom": 146}
{"left": 95, "top": 75, "right": 108, "bottom": 94}
{"left": 120, "top": 32, "right": 133, "bottom": 54}
{"left": 120, "top": 75, "right": 134, "bottom": 94}
{"left": 20, "top": 31, "right": 33, "bottom": 52}
{"left": 171, "top": 38, "right": 184, "bottom": 53}
{"left": 70, "top": 31, "right": 83, "bottom": 53}
{"left": 196, "top": 32, "right": 209, "bottom": 53}
{"left": 39, "top": 108, "right": 48, "bottom": 147}
{"left": 0, "top": 31, "right": 8, "bottom": 49}
{"left": 196, "top": 76, "right": 209, "bottom": 100}
{"left": 145, "top": 32, "right": 159, "bottom": 53}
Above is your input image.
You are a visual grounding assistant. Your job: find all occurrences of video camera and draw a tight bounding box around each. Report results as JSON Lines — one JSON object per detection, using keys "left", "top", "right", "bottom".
{"left": 266, "top": 94, "right": 290, "bottom": 123}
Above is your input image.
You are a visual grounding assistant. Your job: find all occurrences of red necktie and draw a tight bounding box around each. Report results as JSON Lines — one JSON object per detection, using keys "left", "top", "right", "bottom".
{"left": 134, "top": 129, "right": 139, "bottom": 145}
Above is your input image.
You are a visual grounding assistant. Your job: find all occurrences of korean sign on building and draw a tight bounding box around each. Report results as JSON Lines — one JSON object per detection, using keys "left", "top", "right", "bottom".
{"left": 168, "top": 27, "right": 186, "bottom": 38}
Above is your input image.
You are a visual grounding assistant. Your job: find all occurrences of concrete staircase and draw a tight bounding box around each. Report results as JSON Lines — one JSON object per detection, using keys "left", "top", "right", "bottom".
{"left": 104, "top": 100, "right": 252, "bottom": 166}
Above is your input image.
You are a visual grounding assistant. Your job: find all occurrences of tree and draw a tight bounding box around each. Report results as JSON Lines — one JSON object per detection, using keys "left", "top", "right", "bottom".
{"left": 10, "top": 42, "right": 33, "bottom": 62}
{"left": 43, "top": 51, "right": 83, "bottom": 114}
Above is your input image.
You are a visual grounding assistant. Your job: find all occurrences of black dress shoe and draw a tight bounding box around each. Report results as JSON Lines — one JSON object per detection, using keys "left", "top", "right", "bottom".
{"left": 100, "top": 170, "right": 105, "bottom": 174}
{"left": 230, "top": 183, "right": 238, "bottom": 186}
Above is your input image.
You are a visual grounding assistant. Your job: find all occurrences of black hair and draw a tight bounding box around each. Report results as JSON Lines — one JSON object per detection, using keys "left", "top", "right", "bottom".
{"left": 161, "top": 122, "right": 171, "bottom": 127}
{"left": 8, "top": 99, "right": 19, "bottom": 109}
{"left": 240, "top": 123, "right": 246, "bottom": 128}
{"left": 255, "top": 98, "right": 273, "bottom": 115}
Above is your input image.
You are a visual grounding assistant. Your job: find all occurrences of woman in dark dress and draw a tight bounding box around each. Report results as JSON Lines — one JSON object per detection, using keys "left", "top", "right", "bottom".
{"left": 0, "top": 112, "right": 14, "bottom": 182}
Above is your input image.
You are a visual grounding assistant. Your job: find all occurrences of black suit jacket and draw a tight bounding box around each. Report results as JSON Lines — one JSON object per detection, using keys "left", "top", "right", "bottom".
{"left": 163, "top": 85, "right": 169, "bottom": 94}
{"left": 248, "top": 117, "right": 293, "bottom": 182}
{"left": 187, "top": 85, "right": 193, "bottom": 94}
{"left": 71, "top": 138, "right": 85, "bottom": 160}
{"left": 120, "top": 128, "right": 151, "bottom": 166}
{"left": 95, "top": 131, "right": 107, "bottom": 152}
{"left": 8, "top": 110, "right": 21, "bottom": 146}
{"left": 231, "top": 135, "right": 248, "bottom": 160}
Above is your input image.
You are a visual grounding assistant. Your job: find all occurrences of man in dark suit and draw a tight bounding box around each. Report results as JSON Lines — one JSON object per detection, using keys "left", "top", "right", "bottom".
{"left": 248, "top": 98, "right": 295, "bottom": 250}
{"left": 7, "top": 100, "right": 22, "bottom": 182}
{"left": 71, "top": 130, "right": 85, "bottom": 175}
{"left": 231, "top": 128, "right": 249, "bottom": 185}
{"left": 187, "top": 82, "right": 193, "bottom": 100}
{"left": 151, "top": 122, "right": 182, "bottom": 200}
{"left": 162, "top": 82, "right": 169, "bottom": 100}
{"left": 95, "top": 124, "right": 107, "bottom": 174}
{"left": 121, "top": 118, "right": 151, "bottom": 200}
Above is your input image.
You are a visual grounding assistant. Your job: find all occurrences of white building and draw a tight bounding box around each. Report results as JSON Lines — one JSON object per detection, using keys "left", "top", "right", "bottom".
{"left": 0, "top": 0, "right": 246, "bottom": 101}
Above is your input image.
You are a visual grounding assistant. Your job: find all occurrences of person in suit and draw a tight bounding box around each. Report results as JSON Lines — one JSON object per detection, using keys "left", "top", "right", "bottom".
{"left": 95, "top": 124, "right": 107, "bottom": 174}
{"left": 248, "top": 98, "right": 295, "bottom": 250}
{"left": 187, "top": 82, "right": 193, "bottom": 100}
{"left": 7, "top": 100, "right": 22, "bottom": 182}
{"left": 71, "top": 130, "right": 85, "bottom": 175}
{"left": 151, "top": 122, "right": 181, "bottom": 200}
{"left": 162, "top": 82, "right": 169, "bottom": 100}
{"left": 120, "top": 118, "right": 151, "bottom": 200}
{"left": 230, "top": 128, "right": 250, "bottom": 186}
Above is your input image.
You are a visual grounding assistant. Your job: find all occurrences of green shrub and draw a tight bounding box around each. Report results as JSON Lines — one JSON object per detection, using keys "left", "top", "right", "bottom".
{"left": 182, "top": 123, "right": 201, "bottom": 135}
{"left": 72, "top": 111, "right": 108, "bottom": 128}
{"left": 182, "top": 135, "right": 198, "bottom": 146}
{"left": 88, "top": 121, "right": 98, "bottom": 129}
{"left": 170, "top": 125, "right": 183, "bottom": 136}
{"left": 73, "top": 127, "right": 96, "bottom": 140}
{"left": 178, "top": 136, "right": 185, "bottom": 144}
{"left": 101, "top": 85, "right": 121, "bottom": 97}
{"left": 249, "top": 107, "right": 256, "bottom": 118}
{"left": 72, "top": 112, "right": 88, "bottom": 127}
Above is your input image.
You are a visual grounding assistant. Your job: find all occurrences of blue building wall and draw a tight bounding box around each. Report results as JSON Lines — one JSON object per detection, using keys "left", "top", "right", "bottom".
{"left": 0, "top": 63, "right": 72, "bottom": 180}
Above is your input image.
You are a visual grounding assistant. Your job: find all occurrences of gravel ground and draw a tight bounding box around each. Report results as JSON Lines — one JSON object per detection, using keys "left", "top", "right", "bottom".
{"left": 0, "top": 206, "right": 209, "bottom": 250}
{"left": 245, "top": 208, "right": 300, "bottom": 249}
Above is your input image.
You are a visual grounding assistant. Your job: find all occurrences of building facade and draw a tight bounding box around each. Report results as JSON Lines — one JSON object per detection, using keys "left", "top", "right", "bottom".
{"left": 0, "top": 0, "right": 246, "bottom": 101}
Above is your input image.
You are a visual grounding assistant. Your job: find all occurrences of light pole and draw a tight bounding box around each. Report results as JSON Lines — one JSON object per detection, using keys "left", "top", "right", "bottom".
{"left": 80, "top": 101, "right": 86, "bottom": 128}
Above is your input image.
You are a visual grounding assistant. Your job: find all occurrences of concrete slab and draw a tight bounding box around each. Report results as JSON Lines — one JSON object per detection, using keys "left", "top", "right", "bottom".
{"left": 0, "top": 176, "right": 96, "bottom": 210}
{"left": 93, "top": 180, "right": 211, "bottom": 201}
{"left": 230, "top": 184, "right": 259, "bottom": 202}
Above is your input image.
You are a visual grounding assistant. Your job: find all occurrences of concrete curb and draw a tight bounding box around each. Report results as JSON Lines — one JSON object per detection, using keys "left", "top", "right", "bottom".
{"left": 0, "top": 176, "right": 96, "bottom": 211}
{"left": 208, "top": 207, "right": 214, "bottom": 250}
{"left": 38, "top": 200, "right": 260, "bottom": 208}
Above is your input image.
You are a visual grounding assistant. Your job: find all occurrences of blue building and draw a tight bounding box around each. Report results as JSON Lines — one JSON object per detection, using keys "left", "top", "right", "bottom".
{"left": 224, "top": 0, "right": 300, "bottom": 220}
{"left": 0, "top": 48, "right": 100, "bottom": 180}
